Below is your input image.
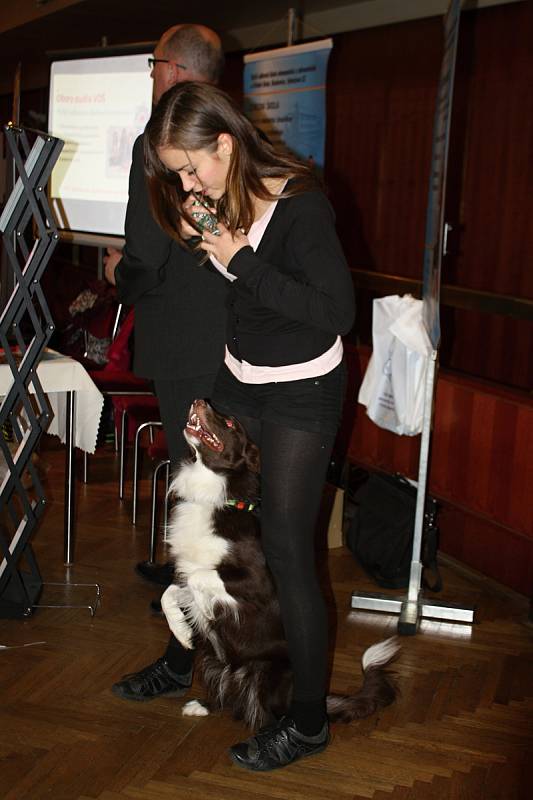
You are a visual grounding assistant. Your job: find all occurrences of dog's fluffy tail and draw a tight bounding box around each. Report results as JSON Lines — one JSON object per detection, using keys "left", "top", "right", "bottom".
{"left": 326, "top": 637, "right": 400, "bottom": 723}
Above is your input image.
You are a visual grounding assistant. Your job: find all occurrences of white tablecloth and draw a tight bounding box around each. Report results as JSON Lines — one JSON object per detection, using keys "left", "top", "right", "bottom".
{"left": 0, "top": 349, "right": 104, "bottom": 453}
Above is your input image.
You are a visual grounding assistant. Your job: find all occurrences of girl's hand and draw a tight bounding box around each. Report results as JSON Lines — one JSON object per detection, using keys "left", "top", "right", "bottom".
{"left": 199, "top": 221, "right": 249, "bottom": 267}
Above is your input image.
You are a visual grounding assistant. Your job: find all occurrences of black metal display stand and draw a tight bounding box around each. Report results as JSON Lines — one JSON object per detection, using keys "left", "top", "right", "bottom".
{"left": 0, "top": 124, "right": 63, "bottom": 618}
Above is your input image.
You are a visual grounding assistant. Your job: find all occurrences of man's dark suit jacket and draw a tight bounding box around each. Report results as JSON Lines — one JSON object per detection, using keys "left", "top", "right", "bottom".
{"left": 115, "top": 135, "right": 228, "bottom": 380}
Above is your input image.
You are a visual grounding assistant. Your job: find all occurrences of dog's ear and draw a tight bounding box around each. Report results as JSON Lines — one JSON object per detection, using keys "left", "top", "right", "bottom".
{"left": 245, "top": 441, "right": 260, "bottom": 473}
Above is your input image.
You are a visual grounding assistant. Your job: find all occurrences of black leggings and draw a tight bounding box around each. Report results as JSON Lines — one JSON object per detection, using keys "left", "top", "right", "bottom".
{"left": 238, "top": 414, "right": 335, "bottom": 704}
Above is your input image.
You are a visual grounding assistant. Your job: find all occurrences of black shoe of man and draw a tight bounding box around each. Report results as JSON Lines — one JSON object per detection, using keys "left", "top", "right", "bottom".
{"left": 111, "top": 657, "right": 192, "bottom": 702}
{"left": 135, "top": 560, "right": 174, "bottom": 586}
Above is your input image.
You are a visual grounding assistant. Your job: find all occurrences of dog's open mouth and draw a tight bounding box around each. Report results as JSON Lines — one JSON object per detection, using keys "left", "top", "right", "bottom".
{"left": 185, "top": 403, "right": 224, "bottom": 452}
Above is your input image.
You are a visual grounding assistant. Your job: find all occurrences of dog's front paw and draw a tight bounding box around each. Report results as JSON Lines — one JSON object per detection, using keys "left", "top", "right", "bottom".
{"left": 161, "top": 585, "right": 194, "bottom": 649}
{"left": 182, "top": 699, "right": 209, "bottom": 717}
{"left": 175, "top": 626, "right": 194, "bottom": 650}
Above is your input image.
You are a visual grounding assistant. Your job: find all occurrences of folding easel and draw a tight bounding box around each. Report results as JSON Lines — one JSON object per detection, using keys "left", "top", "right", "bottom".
{"left": 0, "top": 124, "right": 63, "bottom": 617}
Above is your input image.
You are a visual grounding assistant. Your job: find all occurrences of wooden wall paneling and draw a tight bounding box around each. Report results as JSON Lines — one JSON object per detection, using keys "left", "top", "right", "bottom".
{"left": 455, "top": 5, "right": 533, "bottom": 298}
{"left": 498, "top": 314, "right": 533, "bottom": 393}
{"left": 329, "top": 3, "right": 532, "bottom": 390}
{"left": 447, "top": 5, "right": 533, "bottom": 377}
{"left": 486, "top": 398, "right": 519, "bottom": 525}
{"left": 438, "top": 503, "right": 533, "bottom": 596}
{"left": 326, "top": 19, "right": 441, "bottom": 276}
{"left": 463, "top": 389, "right": 498, "bottom": 517}
{"left": 484, "top": 315, "right": 513, "bottom": 389}
{"left": 327, "top": 85, "right": 384, "bottom": 269}
{"left": 326, "top": 34, "right": 387, "bottom": 268}
{"left": 377, "top": 82, "right": 437, "bottom": 279}
{"left": 441, "top": 308, "right": 533, "bottom": 391}
{"left": 428, "top": 369, "right": 458, "bottom": 498}
{"left": 508, "top": 403, "right": 533, "bottom": 537}
{"left": 428, "top": 372, "right": 532, "bottom": 539}
{"left": 490, "top": 4, "right": 532, "bottom": 300}
{"left": 500, "top": 83, "right": 533, "bottom": 300}
{"left": 459, "top": 68, "right": 508, "bottom": 293}
{"left": 445, "top": 383, "right": 477, "bottom": 505}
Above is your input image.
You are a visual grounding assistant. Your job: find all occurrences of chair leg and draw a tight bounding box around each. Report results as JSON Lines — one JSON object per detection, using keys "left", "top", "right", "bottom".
{"left": 119, "top": 410, "right": 127, "bottom": 499}
{"left": 113, "top": 410, "right": 119, "bottom": 452}
{"left": 83, "top": 451, "right": 88, "bottom": 483}
{"left": 149, "top": 458, "right": 171, "bottom": 563}
{"left": 162, "top": 460, "right": 171, "bottom": 541}
{"left": 132, "top": 421, "right": 159, "bottom": 525}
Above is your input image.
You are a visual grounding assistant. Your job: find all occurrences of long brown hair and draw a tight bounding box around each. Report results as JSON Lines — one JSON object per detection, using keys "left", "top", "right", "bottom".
{"left": 143, "top": 81, "right": 319, "bottom": 245}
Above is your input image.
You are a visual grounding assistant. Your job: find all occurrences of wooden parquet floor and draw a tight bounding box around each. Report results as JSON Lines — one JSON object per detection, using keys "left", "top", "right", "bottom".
{"left": 1, "top": 439, "right": 532, "bottom": 800}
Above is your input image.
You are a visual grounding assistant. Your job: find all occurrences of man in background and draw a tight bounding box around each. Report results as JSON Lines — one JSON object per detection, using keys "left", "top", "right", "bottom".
{"left": 105, "top": 24, "right": 227, "bottom": 701}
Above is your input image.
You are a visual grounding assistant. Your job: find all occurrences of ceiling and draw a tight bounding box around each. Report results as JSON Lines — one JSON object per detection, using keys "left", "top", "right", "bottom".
{"left": 0, "top": 0, "right": 336, "bottom": 94}
{"left": 0, "top": 0, "right": 521, "bottom": 96}
{"left": 1, "top": 0, "right": 364, "bottom": 94}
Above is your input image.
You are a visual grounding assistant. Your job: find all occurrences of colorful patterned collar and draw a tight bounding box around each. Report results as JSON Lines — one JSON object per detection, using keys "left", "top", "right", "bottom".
{"left": 224, "top": 498, "right": 257, "bottom": 512}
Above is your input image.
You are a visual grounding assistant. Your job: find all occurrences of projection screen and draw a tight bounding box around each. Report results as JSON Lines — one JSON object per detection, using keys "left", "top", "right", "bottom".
{"left": 48, "top": 53, "right": 153, "bottom": 237}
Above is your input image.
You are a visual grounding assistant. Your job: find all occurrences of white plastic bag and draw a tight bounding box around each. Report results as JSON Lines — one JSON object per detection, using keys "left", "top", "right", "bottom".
{"left": 358, "top": 295, "right": 432, "bottom": 436}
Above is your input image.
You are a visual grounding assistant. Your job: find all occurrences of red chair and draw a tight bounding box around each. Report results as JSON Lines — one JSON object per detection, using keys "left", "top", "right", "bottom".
{"left": 145, "top": 429, "right": 171, "bottom": 563}
{"left": 84, "top": 307, "right": 157, "bottom": 497}
{"left": 43, "top": 259, "right": 118, "bottom": 373}
{"left": 114, "top": 395, "right": 161, "bottom": 506}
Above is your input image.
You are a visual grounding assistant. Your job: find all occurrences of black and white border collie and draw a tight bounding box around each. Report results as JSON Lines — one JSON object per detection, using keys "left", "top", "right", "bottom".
{"left": 161, "top": 399, "right": 399, "bottom": 730}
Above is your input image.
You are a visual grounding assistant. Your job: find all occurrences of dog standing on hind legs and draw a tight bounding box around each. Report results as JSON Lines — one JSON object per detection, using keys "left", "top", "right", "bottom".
{"left": 161, "top": 399, "right": 400, "bottom": 766}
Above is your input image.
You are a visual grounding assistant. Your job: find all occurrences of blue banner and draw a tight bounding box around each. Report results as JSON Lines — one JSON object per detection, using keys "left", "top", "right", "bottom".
{"left": 243, "top": 39, "right": 333, "bottom": 169}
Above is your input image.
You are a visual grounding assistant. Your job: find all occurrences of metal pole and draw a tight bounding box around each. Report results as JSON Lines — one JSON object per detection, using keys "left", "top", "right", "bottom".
{"left": 63, "top": 391, "right": 76, "bottom": 564}
{"left": 2, "top": 64, "right": 22, "bottom": 313}
{"left": 398, "top": 351, "right": 436, "bottom": 632}
{"left": 97, "top": 246, "right": 104, "bottom": 281}
{"left": 287, "top": 8, "right": 297, "bottom": 46}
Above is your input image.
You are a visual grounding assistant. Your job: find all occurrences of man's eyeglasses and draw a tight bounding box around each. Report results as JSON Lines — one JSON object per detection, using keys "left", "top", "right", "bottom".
{"left": 148, "top": 57, "right": 187, "bottom": 70}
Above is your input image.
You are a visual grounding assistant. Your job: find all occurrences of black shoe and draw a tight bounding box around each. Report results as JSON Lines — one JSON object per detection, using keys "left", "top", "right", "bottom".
{"left": 229, "top": 716, "right": 329, "bottom": 772}
{"left": 135, "top": 560, "right": 174, "bottom": 586}
{"left": 111, "top": 657, "right": 192, "bottom": 702}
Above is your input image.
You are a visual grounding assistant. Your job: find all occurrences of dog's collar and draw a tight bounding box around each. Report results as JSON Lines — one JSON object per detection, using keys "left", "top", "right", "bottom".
{"left": 225, "top": 498, "right": 257, "bottom": 512}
